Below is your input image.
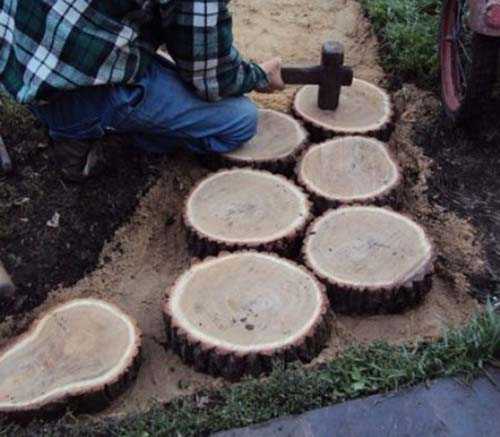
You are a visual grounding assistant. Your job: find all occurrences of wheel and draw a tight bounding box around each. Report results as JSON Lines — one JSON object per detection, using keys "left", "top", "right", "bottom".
{"left": 440, "top": 0, "right": 499, "bottom": 123}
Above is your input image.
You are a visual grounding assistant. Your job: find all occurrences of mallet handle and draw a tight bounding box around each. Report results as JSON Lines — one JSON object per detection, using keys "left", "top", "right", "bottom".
{"left": 281, "top": 41, "right": 354, "bottom": 110}
{"left": 281, "top": 66, "right": 323, "bottom": 85}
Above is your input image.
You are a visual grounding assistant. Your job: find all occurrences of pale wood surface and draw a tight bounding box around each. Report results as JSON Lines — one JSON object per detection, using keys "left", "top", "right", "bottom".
{"left": 298, "top": 136, "right": 400, "bottom": 202}
{"left": 167, "top": 252, "right": 326, "bottom": 353}
{"left": 225, "top": 109, "right": 307, "bottom": 162}
{"left": 294, "top": 79, "right": 392, "bottom": 134}
{"left": 304, "top": 207, "right": 433, "bottom": 289}
{"left": 185, "top": 169, "right": 310, "bottom": 245}
{"left": 0, "top": 299, "right": 140, "bottom": 411}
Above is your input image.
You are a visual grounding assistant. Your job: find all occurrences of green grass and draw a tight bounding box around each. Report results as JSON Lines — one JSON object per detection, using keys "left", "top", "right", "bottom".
{"left": 3, "top": 305, "right": 499, "bottom": 436}
{"left": 359, "top": 0, "right": 441, "bottom": 87}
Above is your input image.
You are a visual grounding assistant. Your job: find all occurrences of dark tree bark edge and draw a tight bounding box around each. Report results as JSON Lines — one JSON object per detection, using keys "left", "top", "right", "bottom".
{"left": 184, "top": 169, "right": 314, "bottom": 259}
{"left": 163, "top": 252, "right": 333, "bottom": 380}
{"left": 303, "top": 207, "right": 436, "bottom": 315}
{"left": 0, "top": 299, "right": 142, "bottom": 422}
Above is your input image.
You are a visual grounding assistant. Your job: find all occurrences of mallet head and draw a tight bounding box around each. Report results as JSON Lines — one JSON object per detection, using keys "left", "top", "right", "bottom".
{"left": 318, "top": 41, "right": 354, "bottom": 110}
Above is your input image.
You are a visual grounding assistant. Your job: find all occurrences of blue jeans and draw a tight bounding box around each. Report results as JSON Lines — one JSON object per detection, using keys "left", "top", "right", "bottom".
{"left": 31, "top": 57, "right": 258, "bottom": 154}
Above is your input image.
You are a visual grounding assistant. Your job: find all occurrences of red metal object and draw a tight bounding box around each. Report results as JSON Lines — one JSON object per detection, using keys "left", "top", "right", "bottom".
{"left": 486, "top": 2, "right": 500, "bottom": 28}
{"left": 469, "top": 0, "right": 500, "bottom": 35}
{"left": 440, "top": 0, "right": 500, "bottom": 121}
{"left": 439, "top": 0, "right": 500, "bottom": 123}
{"left": 440, "top": 0, "right": 462, "bottom": 113}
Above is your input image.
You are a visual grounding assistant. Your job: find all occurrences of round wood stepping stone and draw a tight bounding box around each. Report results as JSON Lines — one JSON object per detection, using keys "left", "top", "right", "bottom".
{"left": 184, "top": 168, "right": 312, "bottom": 258}
{"left": 303, "top": 207, "right": 434, "bottom": 314}
{"left": 163, "top": 252, "right": 331, "bottom": 379}
{"left": 222, "top": 109, "right": 308, "bottom": 174}
{"left": 297, "top": 136, "right": 401, "bottom": 211}
{"left": 0, "top": 298, "right": 141, "bottom": 418}
{"left": 293, "top": 79, "right": 393, "bottom": 140}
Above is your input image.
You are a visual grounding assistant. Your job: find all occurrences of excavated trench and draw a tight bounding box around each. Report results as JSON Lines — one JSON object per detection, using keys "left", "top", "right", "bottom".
{"left": 0, "top": 0, "right": 493, "bottom": 418}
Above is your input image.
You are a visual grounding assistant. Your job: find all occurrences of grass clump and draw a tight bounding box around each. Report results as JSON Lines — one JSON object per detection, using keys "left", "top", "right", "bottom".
{"left": 4, "top": 306, "right": 499, "bottom": 436}
{"left": 359, "top": 0, "right": 441, "bottom": 87}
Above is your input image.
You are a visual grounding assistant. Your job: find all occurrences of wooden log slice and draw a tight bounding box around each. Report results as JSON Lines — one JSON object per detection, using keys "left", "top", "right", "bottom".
{"left": 197, "top": 109, "right": 309, "bottom": 175}
{"left": 0, "top": 298, "right": 141, "bottom": 419}
{"left": 163, "top": 252, "right": 331, "bottom": 380}
{"left": 222, "top": 109, "right": 308, "bottom": 174}
{"left": 184, "top": 168, "right": 312, "bottom": 258}
{"left": 303, "top": 207, "right": 434, "bottom": 314}
{"left": 293, "top": 79, "right": 394, "bottom": 141}
{"left": 296, "top": 136, "right": 402, "bottom": 211}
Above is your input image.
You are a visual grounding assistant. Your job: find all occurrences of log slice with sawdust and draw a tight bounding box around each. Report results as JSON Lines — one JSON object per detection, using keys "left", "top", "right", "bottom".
{"left": 221, "top": 109, "right": 308, "bottom": 174}
{"left": 303, "top": 206, "right": 434, "bottom": 314}
{"left": 198, "top": 109, "right": 309, "bottom": 175}
{"left": 0, "top": 298, "right": 141, "bottom": 419}
{"left": 184, "top": 168, "right": 312, "bottom": 258}
{"left": 163, "top": 251, "right": 331, "bottom": 380}
{"left": 297, "top": 136, "right": 402, "bottom": 211}
{"left": 293, "top": 79, "right": 394, "bottom": 141}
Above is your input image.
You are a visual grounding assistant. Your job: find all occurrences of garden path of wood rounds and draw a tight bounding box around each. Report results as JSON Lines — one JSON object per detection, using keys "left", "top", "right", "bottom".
{"left": 0, "top": 0, "right": 482, "bottom": 416}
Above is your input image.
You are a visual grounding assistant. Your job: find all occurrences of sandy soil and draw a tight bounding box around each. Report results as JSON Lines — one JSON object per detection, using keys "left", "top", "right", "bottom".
{"left": 233, "top": 0, "right": 385, "bottom": 112}
{"left": 0, "top": 0, "right": 484, "bottom": 417}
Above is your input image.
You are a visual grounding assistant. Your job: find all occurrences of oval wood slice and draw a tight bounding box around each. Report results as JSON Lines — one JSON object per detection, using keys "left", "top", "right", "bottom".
{"left": 184, "top": 168, "right": 312, "bottom": 258}
{"left": 0, "top": 298, "right": 141, "bottom": 418}
{"left": 163, "top": 252, "right": 331, "bottom": 379}
{"left": 221, "top": 109, "right": 308, "bottom": 174}
{"left": 297, "top": 136, "right": 402, "bottom": 211}
{"left": 293, "top": 79, "right": 393, "bottom": 140}
{"left": 303, "top": 207, "right": 434, "bottom": 314}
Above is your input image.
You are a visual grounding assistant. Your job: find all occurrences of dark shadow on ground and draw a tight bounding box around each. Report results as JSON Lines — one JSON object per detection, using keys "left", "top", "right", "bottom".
{"left": 413, "top": 103, "right": 500, "bottom": 301}
{"left": 0, "top": 98, "right": 164, "bottom": 319}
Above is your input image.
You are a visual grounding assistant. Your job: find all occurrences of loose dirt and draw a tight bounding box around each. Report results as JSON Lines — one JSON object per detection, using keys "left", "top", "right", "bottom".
{"left": 233, "top": 0, "right": 385, "bottom": 112}
{"left": 0, "top": 99, "right": 163, "bottom": 319}
{"left": 0, "top": 0, "right": 487, "bottom": 418}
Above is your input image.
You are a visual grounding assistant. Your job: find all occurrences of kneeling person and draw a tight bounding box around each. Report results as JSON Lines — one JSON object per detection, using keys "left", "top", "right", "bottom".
{"left": 0, "top": 0, "right": 284, "bottom": 181}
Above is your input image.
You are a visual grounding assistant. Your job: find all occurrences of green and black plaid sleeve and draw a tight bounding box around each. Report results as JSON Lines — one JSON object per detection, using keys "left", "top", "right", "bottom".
{"left": 161, "top": 0, "right": 269, "bottom": 101}
{"left": 0, "top": 0, "right": 148, "bottom": 103}
{"left": 0, "top": 0, "right": 268, "bottom": 104}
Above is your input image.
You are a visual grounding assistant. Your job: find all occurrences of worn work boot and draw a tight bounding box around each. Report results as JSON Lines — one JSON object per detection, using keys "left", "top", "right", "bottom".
{"left": 52, "top": 139, "right": 105, "bottom": 183}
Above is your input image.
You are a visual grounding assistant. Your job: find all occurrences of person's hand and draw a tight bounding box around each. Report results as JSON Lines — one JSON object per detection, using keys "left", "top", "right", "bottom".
{"left": 257, "top": 57, "right": 285, "bottom": 93}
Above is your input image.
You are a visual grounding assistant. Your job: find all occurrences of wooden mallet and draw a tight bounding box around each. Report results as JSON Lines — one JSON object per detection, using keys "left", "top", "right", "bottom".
{"left": 281, "top": 41, "right": 354, "bottom": 111}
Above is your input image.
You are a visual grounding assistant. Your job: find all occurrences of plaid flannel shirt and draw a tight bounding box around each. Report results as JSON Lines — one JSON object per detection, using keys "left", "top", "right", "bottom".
{"left": 0, "top": 0, "right": 268, "bottom": 103}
